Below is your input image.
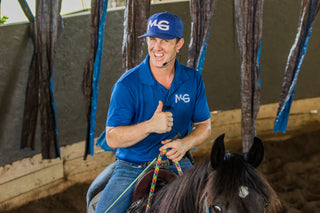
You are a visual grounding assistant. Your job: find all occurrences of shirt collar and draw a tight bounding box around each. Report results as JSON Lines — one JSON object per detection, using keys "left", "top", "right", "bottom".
{"left": 139, "top": 54, "right": 190, "bottom": 87}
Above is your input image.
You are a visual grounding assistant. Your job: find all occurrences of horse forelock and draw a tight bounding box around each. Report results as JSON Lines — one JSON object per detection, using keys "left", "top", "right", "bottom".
{"left": 204, "top": 153, "right": 281, "bottom": 213}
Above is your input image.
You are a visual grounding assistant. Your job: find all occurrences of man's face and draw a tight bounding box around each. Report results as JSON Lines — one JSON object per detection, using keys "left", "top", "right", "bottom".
{"left": 147, "top": 37, "right": 184, "bottom": 68}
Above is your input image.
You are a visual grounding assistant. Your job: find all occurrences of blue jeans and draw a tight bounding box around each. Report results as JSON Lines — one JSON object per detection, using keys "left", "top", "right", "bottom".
{"left": 94, "top": 157, "right": 193, "bottom": 213}
{"left": 86, "top": 161, "right": 117, "bottom": 209}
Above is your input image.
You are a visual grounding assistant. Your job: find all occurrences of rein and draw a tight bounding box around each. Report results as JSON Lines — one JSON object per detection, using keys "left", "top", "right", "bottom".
{"left": 145, "top": 149, "right": 184, "bottom": 212}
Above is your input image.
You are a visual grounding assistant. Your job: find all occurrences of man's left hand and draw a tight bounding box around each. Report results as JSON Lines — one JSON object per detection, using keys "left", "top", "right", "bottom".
{"left": 159, "top": 139, "right": 187, "bottom": 162}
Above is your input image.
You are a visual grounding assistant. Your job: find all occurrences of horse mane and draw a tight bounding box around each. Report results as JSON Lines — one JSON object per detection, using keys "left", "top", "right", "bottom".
{"left": 150, "top": 162, "right": 210, "bottom": 213}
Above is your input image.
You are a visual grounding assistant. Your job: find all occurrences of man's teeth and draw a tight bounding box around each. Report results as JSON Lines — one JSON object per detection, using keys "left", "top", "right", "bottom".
{"left": 155, "top": 53, "right": 164, "bottom": 57}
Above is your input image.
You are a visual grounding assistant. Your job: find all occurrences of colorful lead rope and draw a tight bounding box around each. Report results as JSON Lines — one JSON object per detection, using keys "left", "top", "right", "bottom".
{"left": 105, "top": 133, "right": 182, "bottom": 213}
{"left": 145, "top": 149, "right": 183, "bottom": 212}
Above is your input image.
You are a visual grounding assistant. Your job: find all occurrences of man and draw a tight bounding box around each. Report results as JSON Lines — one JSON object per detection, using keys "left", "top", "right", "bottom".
{"left": 95, "top": 11, "right": 211, "bottom": 213}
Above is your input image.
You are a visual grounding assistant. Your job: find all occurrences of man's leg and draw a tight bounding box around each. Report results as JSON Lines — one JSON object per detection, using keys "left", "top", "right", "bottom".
{"left": 87, "top": 161, "right": 117, "bottom": 209}
{"left": 94, "top": 160, "right": 145, "bottom": 213}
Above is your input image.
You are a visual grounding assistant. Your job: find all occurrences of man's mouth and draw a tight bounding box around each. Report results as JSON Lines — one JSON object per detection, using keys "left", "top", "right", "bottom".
{"left": 154, "top": 53, "right": 164, "bottom": 58}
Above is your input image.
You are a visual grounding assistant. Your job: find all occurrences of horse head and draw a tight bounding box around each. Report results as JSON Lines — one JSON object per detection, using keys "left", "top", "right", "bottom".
{"left": 205, "top": 133, "right": 281, "bottom": 213}
{"left": 127, "top": 134, "right": 282, "bottom": 213}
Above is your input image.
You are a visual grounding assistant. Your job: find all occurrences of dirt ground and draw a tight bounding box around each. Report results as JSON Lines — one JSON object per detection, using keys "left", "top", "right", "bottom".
{"left": 259, "top": 130, "right": 320, "bottom": 213}
{"left": 2, "top": 130, "right": 320, "bottom": 213}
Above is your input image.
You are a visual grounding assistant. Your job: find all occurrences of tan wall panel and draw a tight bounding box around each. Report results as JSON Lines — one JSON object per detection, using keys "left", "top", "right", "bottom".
{"left": 0, "top": 163, "right": 63, "bottom": 202}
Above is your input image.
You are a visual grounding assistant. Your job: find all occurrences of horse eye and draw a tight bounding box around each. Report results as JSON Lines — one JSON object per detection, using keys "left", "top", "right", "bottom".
{"left": 212, "top": 205, "right": 222, "bottom": 213}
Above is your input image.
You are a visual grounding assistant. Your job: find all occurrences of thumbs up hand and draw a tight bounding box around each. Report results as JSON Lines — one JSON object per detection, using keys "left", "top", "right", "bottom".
{"left": 149, "top": 101, "right": 173, "bottom": 134}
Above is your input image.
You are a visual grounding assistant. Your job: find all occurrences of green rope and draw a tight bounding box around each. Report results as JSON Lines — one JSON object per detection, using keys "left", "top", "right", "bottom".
{"left": 104, "top": 157, "right": 157, "bottom": 213}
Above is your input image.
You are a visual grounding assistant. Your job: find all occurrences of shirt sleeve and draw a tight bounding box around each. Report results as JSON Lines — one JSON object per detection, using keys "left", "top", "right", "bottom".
{"left": 106, "top": 82, "right": 135, "bottom": 127}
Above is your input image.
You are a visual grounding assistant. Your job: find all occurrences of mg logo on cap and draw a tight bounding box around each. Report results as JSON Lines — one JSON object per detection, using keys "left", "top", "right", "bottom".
{"left": 148, "top": 20, "right": 170, "bottom": 31}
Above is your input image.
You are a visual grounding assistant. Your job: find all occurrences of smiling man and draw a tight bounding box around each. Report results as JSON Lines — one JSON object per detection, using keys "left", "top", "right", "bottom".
{"left": 94, "top": 11, "right": 211, "bottom": 213}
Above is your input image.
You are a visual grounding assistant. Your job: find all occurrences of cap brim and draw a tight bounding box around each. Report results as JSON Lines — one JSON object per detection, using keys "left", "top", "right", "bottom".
{"left": 138, "top": 32, "right": 177, "bottom": 40}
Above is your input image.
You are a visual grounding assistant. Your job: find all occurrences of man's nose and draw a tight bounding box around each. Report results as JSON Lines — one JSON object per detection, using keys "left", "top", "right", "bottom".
{"left": 154, "top": 40, "right": 162, "bottom": 50}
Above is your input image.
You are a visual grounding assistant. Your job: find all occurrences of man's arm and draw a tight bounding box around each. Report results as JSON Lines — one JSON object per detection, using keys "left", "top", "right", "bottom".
{"left": 106, "top": 101, "right": 173, "bottom": 149}
{"left": 160, "top": 118, "right": 211, "bottom": 162}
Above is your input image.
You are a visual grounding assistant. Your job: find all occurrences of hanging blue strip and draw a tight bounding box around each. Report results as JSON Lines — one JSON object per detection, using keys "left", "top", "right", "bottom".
{"left": 50, "top": 77, "right": 60, "bottom": 157}
{"left": 189, "top": 19, "right": 214, "bottom": 153}
{"left": 257, "top": 40, "right": 262, "bottom": 89}
{"left": 273, "top": 94, "right": 294, "bottom": 132}
{"left": 89, "top": 0, "right": 109, "bottom": 155}
{"left": 18, "top": 0, "right": 35, "bottom": 19}
{"left": 197, "top": 18, "right": 214, "bottom": 74}
{"left": 273, "top": 19, "right": 315, "bottom": 133}
{"left": 253, "top": 40, "right": 262, "bottom": 138}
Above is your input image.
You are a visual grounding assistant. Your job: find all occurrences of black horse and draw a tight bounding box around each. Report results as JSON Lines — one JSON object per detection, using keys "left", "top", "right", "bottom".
{"left": 127, "top": 134, "right": 282, "bottom": 213}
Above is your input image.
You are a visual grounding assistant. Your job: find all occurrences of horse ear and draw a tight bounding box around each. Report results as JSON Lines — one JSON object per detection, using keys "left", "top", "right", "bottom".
{"left": 210, "top": 133, "right": 226, "bottom": 169}
{"left": 247, "top": 137, "right": 264, "bottom": 168}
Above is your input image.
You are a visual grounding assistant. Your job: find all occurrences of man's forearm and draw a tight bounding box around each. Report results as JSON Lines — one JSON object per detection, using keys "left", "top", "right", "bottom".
{"left": 181, "top": 118, "right": 211, "bottom": 151}
{"left": 106, "top": 120, "right": 153, "bottom": 149}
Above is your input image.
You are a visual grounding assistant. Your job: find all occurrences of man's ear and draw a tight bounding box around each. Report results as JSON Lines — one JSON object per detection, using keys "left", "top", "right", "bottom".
{"left": 176, "top": 38, "right": 184, "bottom": 51}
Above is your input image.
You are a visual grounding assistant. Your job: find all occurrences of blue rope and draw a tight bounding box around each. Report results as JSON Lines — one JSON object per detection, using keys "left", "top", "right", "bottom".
{"left": 89, "top": 0, "right": 109, "bottom": 155}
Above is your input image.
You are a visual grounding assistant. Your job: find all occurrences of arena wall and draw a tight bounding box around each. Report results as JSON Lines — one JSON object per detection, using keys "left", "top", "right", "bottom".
{"left": 0, "top": 0, "right": 319, "bottom": 210}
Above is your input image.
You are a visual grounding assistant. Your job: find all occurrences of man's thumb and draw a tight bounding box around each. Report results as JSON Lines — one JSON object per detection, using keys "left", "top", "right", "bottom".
{"left": 155, "top": 100, "right": 163, "bottom": 112}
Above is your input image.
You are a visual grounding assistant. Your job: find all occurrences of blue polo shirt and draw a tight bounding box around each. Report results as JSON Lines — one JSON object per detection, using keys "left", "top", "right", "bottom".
{"left": 107, "top": 55, "right": 210, "bottom": 163}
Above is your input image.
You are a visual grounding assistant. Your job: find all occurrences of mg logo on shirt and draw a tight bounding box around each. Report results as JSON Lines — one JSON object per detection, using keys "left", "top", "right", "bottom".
{"left": 148, "top": 20, "right": 170, "bottom": 31}
{"left": 175, "top": 94, "right": 190, "bottom": 103}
